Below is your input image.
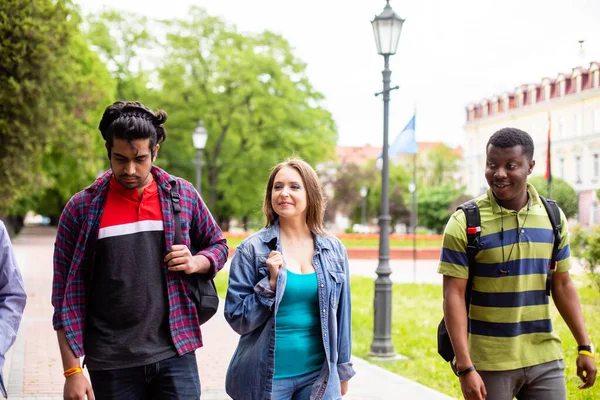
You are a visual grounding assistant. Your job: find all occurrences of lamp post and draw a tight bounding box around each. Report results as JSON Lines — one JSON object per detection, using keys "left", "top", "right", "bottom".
{"left": 192, "top": 120, "right": 208, "bottom": 196}
{"left": 360, "top": 186, "right": 368, "bottom": 226}
{"left": 369, "top": 0, "right": 405, "bottom": 358}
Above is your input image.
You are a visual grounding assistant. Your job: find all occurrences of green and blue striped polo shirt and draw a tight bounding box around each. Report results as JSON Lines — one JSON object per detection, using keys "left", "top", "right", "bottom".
{"left": 438, "top": 183, "right": 571, "bottom": 371}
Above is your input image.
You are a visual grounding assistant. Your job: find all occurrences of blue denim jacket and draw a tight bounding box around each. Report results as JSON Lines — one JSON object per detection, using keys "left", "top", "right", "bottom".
{"left": 224, "top": 222, "right": 355, "bottom": 400}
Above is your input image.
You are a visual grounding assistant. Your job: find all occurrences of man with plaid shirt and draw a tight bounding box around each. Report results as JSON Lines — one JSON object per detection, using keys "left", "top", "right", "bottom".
{"left": 52, "top": 101, "right": 228, "bottom": 400}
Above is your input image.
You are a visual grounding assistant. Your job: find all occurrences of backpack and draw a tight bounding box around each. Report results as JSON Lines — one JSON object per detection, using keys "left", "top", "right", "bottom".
{"left": 436, "top": 196, "right": 562, "bottom": 363}
{"left": 170, "top": 181, "right": 219, "bottom": 326}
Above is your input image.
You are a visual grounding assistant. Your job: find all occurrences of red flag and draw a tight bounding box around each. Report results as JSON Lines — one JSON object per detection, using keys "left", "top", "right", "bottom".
{"left": 545, "top": 118, "right": 552, "bottom": 184}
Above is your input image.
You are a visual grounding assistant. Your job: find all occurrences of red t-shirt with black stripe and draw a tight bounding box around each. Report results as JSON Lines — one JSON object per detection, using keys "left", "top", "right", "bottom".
{"left": 84, "top": 176, "right": 177, "bottom": 370}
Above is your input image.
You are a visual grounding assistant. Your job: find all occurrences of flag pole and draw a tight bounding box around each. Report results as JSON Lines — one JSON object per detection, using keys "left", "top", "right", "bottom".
{"left": 412, "top": 105, "right": 417, "bottom": 283}
{"left": 412, "top": 152, "right": 417, "bottom": 283}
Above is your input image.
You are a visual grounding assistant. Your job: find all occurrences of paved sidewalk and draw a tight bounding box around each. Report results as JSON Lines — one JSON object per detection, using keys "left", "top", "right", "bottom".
{"left": 5, "top": 227, "right": 454, "bottom": 399}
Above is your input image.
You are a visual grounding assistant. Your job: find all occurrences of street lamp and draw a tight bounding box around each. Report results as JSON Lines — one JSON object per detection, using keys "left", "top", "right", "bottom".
{"left": 369, "top": 0, "right": 405, "bottom": 358}
{"left": 360, "top": 186, "right": 368, "bottom": 226}
{"left": 192, "top": 120, "right": 208, "bottom": 196}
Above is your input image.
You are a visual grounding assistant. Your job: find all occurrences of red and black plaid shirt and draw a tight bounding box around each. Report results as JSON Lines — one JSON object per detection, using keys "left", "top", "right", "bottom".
{"left": 52, "top": 166, "right": 228, "bottom": 358}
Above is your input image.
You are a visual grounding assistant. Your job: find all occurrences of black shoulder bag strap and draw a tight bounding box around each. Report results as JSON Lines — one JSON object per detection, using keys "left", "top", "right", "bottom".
{"left": 457, "top": 200, "right": 481, "bottom": 313}
{"left": 169, "top": 181, "right": 182, "bottom": 245}
{"left": 540, "top": 196, "right": 562, "bottom": 296}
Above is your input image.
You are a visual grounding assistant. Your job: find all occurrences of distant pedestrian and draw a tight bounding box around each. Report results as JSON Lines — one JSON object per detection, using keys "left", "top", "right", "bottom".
{"left": 52, "top": 101, "right": 228, "bottom": 399}
{"left": 0, "top": 220, "right": 27, "bottom": 399}
{"left": 224, "top": 158, "right": 355, "bottom": 399}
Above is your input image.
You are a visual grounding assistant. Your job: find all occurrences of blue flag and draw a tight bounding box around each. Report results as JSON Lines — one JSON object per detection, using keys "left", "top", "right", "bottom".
{"left": 389, "top": 114, "right": 417, "bottom": 155}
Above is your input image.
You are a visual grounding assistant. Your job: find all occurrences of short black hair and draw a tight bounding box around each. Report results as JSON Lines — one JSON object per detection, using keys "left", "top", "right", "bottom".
{"left": 486, "top": 127, "right": 534, "bottom": 160}
{"left": 98, "top": 101, "right": 167, "bottom": 158}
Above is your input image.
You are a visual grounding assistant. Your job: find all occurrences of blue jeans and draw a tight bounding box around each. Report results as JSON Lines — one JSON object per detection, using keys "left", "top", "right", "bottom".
{"left": 272, "top": 369, "right": 326, "bottom": 400}
{"left": 88, "top": 353, "right": 200, "bottom": 400}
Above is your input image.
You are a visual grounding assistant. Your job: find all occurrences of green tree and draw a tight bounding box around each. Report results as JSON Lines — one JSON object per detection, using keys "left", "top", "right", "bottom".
{"left": 417, "top": 184, "right": 465, "bottom": 233}
{"left": 86, "top": 9, "right": 152, "bottom": 100}
{"left": 156, "top": 7, "right": 337, "bottom": 226}
{"left": 0, "top": 0, "right": 80, "bottom": 216}
{"left": 417, "top": 143, "right": 461, "bottom": 187}
{"left": 528, "top": 175, "right": 578, "bottom": 219}
{"left": 569, "top": 226, "right": 600, "bottom": 293}
{"left": 331, "top": 160, "right": 410, "bottom": 231}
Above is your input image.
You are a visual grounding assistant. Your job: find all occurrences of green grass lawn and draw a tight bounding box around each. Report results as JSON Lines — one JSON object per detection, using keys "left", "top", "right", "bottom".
{"left": 213, "top": 272, "right": 600, "bottom": 399}
{"left": 224, "top": 237, "right": 441, "bottom": 248}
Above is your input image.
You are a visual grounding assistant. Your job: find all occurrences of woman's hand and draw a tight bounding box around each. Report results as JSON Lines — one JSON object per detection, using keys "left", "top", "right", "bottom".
{"left": 266, "top": 250, "right": 283, "bottom": 290}
{"left": 341, "top": 380, "right": 349, "bottom": 396}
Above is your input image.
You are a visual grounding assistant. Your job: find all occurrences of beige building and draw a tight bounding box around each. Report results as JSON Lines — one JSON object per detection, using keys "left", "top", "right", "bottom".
{"left": 463, "top": 61, "right": 600, "bottom": 226}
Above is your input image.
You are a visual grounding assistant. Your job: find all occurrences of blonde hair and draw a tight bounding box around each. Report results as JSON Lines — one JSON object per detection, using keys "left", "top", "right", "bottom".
{"left": 263, "top": 158, "right": 326, "bottom": 235}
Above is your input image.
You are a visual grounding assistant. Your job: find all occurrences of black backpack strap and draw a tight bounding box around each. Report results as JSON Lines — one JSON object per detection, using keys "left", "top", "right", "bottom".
{"left": 169, "top": 180, "right": 182, "bottom": 245}
{"left": 457, "top": 200, "right": 481, "bottom": 312}
{"left": 540, "top": 196, "right": 562, "bottom": 296}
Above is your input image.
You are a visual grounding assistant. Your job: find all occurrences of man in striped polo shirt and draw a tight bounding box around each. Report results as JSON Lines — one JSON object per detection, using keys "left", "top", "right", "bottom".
{"left": 53, "top": 101, "right": 228, "bottom": 399}
{"left": 439, "top": 128, "right": 596, "bottom": 399}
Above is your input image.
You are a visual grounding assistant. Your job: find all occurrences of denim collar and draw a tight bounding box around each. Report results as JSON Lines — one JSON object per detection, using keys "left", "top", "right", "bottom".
{"left": 260, "top": 219, "right": 331, "bottom": 251}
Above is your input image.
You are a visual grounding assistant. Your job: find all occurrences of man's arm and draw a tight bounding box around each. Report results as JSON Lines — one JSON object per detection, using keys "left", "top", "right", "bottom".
{"left": 188, "top": 185, "right": 228, "bottom": 278}
{"left": 0, "top": 221, "right": 27, "bottom": 398}
{"left": 443, "top": 276, "right": 487, "bottom": 400}
{"left": 552, "top": 271, "right": 597, "bottom": 389}
{"left": 443, "top": 276, "right": 470, "bottom": 369}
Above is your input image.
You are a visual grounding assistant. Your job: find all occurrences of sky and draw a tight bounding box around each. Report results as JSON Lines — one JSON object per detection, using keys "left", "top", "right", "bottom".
{"left": 76, "top": 0, "right": 600, "bottom": 148}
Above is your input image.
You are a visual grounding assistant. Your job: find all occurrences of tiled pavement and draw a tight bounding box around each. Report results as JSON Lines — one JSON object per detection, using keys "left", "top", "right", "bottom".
{"left": 5, "top": 226, "right": 453, "bottom": 399}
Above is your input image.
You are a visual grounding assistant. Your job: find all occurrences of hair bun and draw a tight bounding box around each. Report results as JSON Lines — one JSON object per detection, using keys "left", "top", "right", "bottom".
{"left": 154, "top": 109, "right": 168, "bottom": 126}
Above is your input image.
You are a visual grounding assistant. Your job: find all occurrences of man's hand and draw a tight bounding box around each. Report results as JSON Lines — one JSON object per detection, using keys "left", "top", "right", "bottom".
{"left": 63, "top": 373, "right": 94, "bottom": 400}
{"left": 341, "top": 380, "right": 349, "bottom": 396}
{"left": 459, "top": 370, "right": 486, "bottom": 400}
{"left": 577, "top": 354, "right": 597, "bottom": 389}
{"left": 164, "top": 245, "right": 210, "bottom": 274}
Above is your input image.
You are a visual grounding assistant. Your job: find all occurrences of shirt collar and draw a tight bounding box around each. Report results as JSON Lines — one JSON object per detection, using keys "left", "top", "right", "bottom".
{"left": 109, "top": 175, "right": 158, "bottom": 200}
{"left": 487, "top": 182, "right": 540, "bottom": 214}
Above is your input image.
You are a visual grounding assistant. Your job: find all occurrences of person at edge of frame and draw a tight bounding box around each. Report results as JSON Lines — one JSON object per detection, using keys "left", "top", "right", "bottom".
{"left": 52, "top": 101, "right": 228, "bottom": 400}
{"left": 439, "top": 127, "right": 597, "bottom": 400}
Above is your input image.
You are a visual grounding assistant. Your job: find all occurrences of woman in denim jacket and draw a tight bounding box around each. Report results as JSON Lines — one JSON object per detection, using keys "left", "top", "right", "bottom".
{"left": 224, "top": 158, "right": 355, "bottom": 400}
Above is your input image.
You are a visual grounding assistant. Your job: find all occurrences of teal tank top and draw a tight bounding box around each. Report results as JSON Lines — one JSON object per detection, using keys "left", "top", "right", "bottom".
{"left": 273, "top": 270, "right": 325, "bottom": 379}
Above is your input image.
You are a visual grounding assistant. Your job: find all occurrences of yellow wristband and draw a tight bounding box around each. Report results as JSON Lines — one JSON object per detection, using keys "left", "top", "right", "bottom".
{"left": 64, "top": 366, "right": 83, "bottom": 377}
{"left": 578, "top": 350, "right": 595, "bottom": 358}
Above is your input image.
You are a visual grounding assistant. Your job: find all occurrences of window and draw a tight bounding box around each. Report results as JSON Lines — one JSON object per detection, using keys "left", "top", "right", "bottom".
{"left": 560, "top": 158, "right": 565, "bottom": 179}
{"left": 576, "top": 156, "right": 582, "bottom": 183}
{"left": 594, "top": 154, "right": 599, "bottom": 179}
{"left": 592, "top": 202, "right": 598, "bottom": 226}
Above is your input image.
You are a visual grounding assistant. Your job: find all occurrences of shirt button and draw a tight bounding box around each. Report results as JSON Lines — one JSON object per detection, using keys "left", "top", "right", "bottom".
{"left": 322, "top": 309, "right": 326, "bottom": 313}
{"left": 321, "top": 283, "right": 324, "bottom": 288}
